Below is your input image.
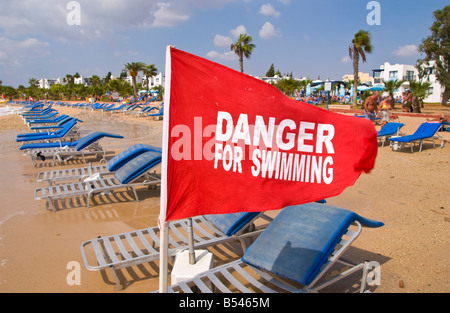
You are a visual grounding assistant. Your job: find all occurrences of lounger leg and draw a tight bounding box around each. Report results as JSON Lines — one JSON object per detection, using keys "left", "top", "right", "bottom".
{"left": 360, "top": 262, "right": 369, "bottom": 293}
{"left": 108, "top": 265, "right": 123, "bottom": 291}
{"left": 30, "top": 155, "right": 37, "bottom": 167}
{"left": 47, "top": 198, "right": 57, "bottom": 213}
{"left": 86, "top": 193, "right": 93, "bottom": 208}
{"left": 128, "top": 187, "right": 139, "bottom": 202}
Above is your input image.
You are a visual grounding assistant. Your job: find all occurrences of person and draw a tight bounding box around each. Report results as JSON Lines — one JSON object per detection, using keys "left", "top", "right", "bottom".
{"left": 364, "top": 91, "right": 379, "bottom": 122}
{"left": 427, "top": 113, "right": 450, "bottom": 131}
{"left": 402, "top": 90, "right": 412, "bottom": 112}
{"left": 378, "top": 96, "right": 392, "bottom": 126}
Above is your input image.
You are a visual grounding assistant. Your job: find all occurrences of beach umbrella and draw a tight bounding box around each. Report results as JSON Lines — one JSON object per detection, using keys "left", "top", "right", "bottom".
{"left": 357, "top": 85, "right": 370, "bottom": 92}
{"left": 158, "top": 46, "right": 378, "bottom": 292}
{"left": 339, "top": 85, "right": 345, "bottom": 97}
{"left": 306, "top": 84, "right": 311, "bottom": 96}
{"left": 370, "top": 84, "right": 384, "bottom": 91}
{"left": 350, "top": 85, "right": 354, "bottom": 97}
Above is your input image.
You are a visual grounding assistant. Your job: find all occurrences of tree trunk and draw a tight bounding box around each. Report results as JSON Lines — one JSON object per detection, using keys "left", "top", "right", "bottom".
{"left": 239, "top": 54, "right": 244, "bottom": 73}
{"left": 441, "top": 87, "right": 449, "bottom": 107}
{"left": 132, "top": 76, "right": 137, "bottom": 100}
{"left": 352, "top": 48, "right": 359, "bottom": 107}
{"left": 412, "top": 98, "right": 421, "bottom": 113}
{"left": 389, "top": 92, "right": 395, "bottom": 109}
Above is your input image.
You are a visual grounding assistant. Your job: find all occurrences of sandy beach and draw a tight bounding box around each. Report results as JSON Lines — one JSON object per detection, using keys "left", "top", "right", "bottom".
{"left": 0, "top": 101, "right": 449, "bottom": 293}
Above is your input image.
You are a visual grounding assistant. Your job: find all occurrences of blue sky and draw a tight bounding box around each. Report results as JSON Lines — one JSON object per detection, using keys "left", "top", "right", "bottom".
{"left": 0, "top": 0, "right": 448, "bottom": 87}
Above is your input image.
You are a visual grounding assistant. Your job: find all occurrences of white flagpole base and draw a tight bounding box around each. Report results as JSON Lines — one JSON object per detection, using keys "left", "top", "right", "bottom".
{"left": 171, "top": 249, "right": 214, "bottom": 286}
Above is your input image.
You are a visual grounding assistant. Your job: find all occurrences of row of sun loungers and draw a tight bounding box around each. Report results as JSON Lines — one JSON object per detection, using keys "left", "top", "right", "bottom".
{"left": 11, "top": 100, "right": 385, "bottom": 293}
{"left": 53, "top": 100, "right": 165, "bottom": 118}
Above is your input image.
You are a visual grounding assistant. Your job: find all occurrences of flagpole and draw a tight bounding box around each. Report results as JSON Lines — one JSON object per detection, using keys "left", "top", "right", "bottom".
{"left": 158, "top": 45, "right": 173, "bottom": 293}
{"left": 187, "top": 218, "right": 196, "bottom": 264}
{"left": 158, "top": 219, "right": 169, "bottom": 292}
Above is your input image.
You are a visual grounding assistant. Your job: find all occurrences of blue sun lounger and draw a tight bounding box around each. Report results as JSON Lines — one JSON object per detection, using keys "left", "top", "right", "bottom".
{"left": 147, "top": 106, "right": 164, "bottom": 118}
{"left": 388, "top": 122, "right": 444, "bottom": 152}
{"left": 20, "top": 131, "right": 124, "bottom": 166}
{"left": 103, "top": 104, "right": 125, "bottom": 112}
{"left": 23, "top": 111, "right": 58, "bottom": 121}
{"left": 36, "top": 144, "right": 161, "bottom": 185}
{"left": 163, "top": 202, "right": 384, "bottom": 293}
{"left": 81, "top": 207, "right": 273, "bottom": 290}
{"left": 28, "top": 117, "right": 82, "bottom": 131}
{"left": 26, "top": 114, "right": 69, "bottom": 125}
{"left": 377, "top": 122, "right": 404, "bottom": 147}
{"left": 34, "top": 150, "right": 162, "bottom": 211}
{"left": 16, "top": 118, "right": 79, "bottom": 143}
{"left": 21, "top": 107, "right": 56, "bottom": 117}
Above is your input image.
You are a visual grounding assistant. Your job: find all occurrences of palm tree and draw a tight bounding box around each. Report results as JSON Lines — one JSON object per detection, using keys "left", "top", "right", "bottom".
{"left": 383, "top": 79, "right": 404, "bottom": 108}
{"left": 124, "top": 62, "right": 146, "bottom": 100}
{"left": 409, "top": 80, "right": 431, "bottom": 113}
{"left": 349, "top": 30, "right": 373, "bottom": 106}
{"left": 143, "top": 64, "right": 158, "bottom": 93}
{"left": 230, "top": 34, "right": 255, "bottom": 73}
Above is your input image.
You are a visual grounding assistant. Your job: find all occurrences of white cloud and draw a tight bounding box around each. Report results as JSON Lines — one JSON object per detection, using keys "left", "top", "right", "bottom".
{"left": 206, "top": 50, "right": 237, "bottom": 61}
{"left": 0, "top": 37, "right": 50, "bottom": 67}
{"left": 214, "top": 34, "right": 233, "bottom": 47}
{"left": 341, "top": 56, "right": 351, "bottom": 63}
{"left": 259, "top": 4, "right": 280, "bottom": 18}
{"left": 230, "top": 25, "right": 248, "bottom": 38}
{"left": 393, "top": 45, "right": 419, "bottom": 57}
{"left": 151, "top": 2, "right": 190, "bottom": 27}
{"left": 0, "top": 0, "right": 234, "bottom": 42}
{"left": 259, "top": 22, "right": 280, "bottom": 39}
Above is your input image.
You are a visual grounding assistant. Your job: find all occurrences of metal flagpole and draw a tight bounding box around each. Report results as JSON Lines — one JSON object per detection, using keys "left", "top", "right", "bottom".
{"left": 187, "top": 218, "right": 196, "bottom": 264}
{"left": 158, "top": 45, "right": 173, "bottom": 293}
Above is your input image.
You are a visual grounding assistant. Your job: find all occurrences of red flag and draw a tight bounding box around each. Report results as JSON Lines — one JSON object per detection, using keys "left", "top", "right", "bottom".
{"left": 161, "top": 47, "right": 377, "bottom": 221}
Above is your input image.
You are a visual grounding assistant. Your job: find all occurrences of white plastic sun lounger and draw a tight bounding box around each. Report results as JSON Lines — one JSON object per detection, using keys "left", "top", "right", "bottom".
{"left": 36, "top": 144, "right": 161, "bottom": 185}
{"left": 81, "top": 210, "right": 273, "bottom": 290}
{"left": 388, "top": 122, "right": 445, "bottom": 152}
{"left": 159, "top": 203, "right": 384, "bottom": 294}
{"left": 20, "top": 131, "right": 124, "bottom": 166}
{"left": 34, "top": 151, "right": 162, "bottom": 212}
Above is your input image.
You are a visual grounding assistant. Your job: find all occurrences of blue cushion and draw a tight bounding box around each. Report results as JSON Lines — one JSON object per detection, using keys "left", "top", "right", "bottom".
{"left": 74, "top": 132, "right": 124, "bottom": 151}
{"left": 20, "top": 141, "right": 76, "bottom": 150}
{"left": 114, "top": 151, "right": 162, "bottom": 184}
{"left": 27, "top": 115, "right": 68, "bottom": 124}
{"left": 16, "top": 119, "right": 77, "bottom": 142}
{"left": 242, "top": 203, "right": 383, "bottom": 286}
{"left": 203, "top": 212, "right": 260, "bottom": 236}
{"left": 390, "top": 122, "right": 442, "bottom": 143}
{"left": 377, "top": 123, "right": 404, "bottom": 137}
{"left": 107, "top": 144, "right": 162, "bottom": 171}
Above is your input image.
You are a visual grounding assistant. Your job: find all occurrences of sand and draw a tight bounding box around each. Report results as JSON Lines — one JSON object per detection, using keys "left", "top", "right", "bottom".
{"left": 0, "top": 102, "right": 449, "bottom": 293}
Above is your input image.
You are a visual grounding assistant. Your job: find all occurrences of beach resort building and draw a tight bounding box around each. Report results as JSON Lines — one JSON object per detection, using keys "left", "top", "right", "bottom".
{"left": 371, "top": 61, "right": 444, "bottom": 103}
{"left": 142, "top": 72, "right": 165, "bottom": 89}
{"left": 74, "top": 76, "right": 91, "bottom": 87}
{"left": 38, "top": 78, "right": 61, "bottom": 89}
{"left": 342, "top": 72, "right": 372, "bottom": 84}
{"left": 123, "top": 75, "right": 143, "bottom": 86}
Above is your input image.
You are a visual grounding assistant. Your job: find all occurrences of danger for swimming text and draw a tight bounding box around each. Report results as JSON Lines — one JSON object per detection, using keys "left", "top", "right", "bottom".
{"left": 170, "top": 111, "right": 336, "bottom": 184}
{"left": 214, "top": 111, "right": 335, "bottom": 184}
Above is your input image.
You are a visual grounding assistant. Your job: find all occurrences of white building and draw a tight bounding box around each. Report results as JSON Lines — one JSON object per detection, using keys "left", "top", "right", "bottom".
{"left": 141, "top": 72, "right": 164, "bottom": 90}
{"left": 372, "top": 61, "right": 443, "bottom": 103}
{"left": 123, "top": 75, "right": 143, "bottom": 86}
{"left": 74, "top": 76, "right": 91, "bottom": 86}
{"left": 342, "top": 72, "right": 372, "bottom": 84}
{"left": 38, "top": 78, "right": 58, "bottom": 89}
